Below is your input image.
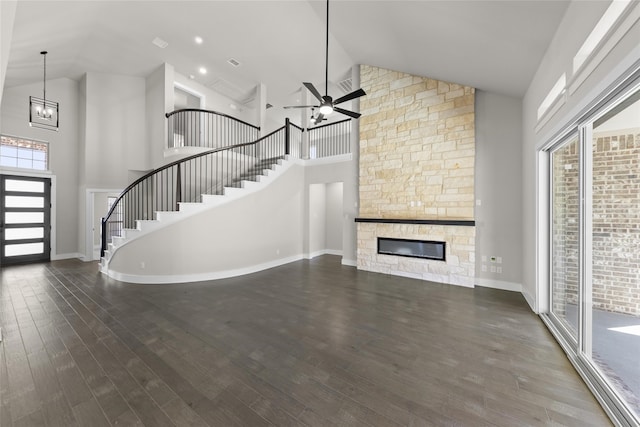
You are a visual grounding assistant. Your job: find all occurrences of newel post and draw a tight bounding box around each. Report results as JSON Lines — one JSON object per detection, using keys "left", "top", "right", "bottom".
{"left": 100, "top": 218, "right": 107, "bottom": 258}
{"left": 175, "top": 163, "right": 182, "bottom": 211}
{"left": 285, "top": 118, "right": 291, "bottom": 156}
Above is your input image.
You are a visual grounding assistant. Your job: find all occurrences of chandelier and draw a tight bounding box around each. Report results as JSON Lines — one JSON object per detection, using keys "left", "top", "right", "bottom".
{"left": 29, "top": 51, "right": 59, "bottom": 131}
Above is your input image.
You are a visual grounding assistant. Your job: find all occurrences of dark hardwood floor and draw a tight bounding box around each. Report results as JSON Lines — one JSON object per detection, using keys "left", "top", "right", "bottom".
{"left": 0, "top": 255, "right": 611, "bottom": 426}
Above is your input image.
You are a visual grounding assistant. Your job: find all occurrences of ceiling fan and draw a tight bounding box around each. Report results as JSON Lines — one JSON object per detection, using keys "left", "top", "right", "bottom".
{"left": 284, "top": 0, "right": 366, "bottom": 123}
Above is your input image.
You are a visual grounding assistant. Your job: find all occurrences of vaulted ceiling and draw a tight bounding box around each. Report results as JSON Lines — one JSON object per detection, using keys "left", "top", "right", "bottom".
{"left": 5, "top": 0, "right": 570, "bottom": 109}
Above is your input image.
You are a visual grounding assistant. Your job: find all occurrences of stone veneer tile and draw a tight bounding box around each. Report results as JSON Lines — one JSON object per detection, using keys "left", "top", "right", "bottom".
{"left": 359, "top": 64, "right": 475, "bottom": 220}
{"left": 357, "top": 223, "right": 476, "bottom": 288}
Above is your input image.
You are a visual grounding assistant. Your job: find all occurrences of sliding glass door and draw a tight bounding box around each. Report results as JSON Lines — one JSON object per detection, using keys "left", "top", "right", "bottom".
{"left": 544, "top": 81, "right": 640, "bottom": 425}
{"left": 589, "top": 89, "right": 640, "bottom": 419}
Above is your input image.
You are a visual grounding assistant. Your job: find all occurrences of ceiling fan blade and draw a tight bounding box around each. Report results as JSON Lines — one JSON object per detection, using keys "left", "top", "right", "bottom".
{"left": 334, "top": 88, "right": 366, "bottom": 105}
{"left": 334, "top": 107, "right": 361, "bottom": 119}
{"left": 315, "top": 113, "right": 325, "bottom": 123}
{"left": 303, "top": 82, "right": 324, "bottom": 103}
{"left": 283, "top": 105, "right": 318, "bottom": 109}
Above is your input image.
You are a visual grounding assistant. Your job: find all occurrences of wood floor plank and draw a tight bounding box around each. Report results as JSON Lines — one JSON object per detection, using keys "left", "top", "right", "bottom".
{"left": 3, "top": 311, "right": 40, "bottom": 422}
{"left": 71, "top": 397, "right": 112, "bottom": 427}
{"left": 44, "top": 278, "right": 176, "bottom": 427}
{"left": 13, "top": 408, "right": 45, "bottom": 427}
{"left": 0, "top": 340, "right": 13, "bottom": 427}
{"left": 26, "top": 349, "right": 78, "bottom": 427}
{"left": 0, "top": 256, "right": 616, "bottom": 426}
{"left": 161, "top": 397, "right": 209, "bottom": 427}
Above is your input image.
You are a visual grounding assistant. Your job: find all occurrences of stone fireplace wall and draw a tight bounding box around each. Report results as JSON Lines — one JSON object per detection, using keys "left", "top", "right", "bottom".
{"left": 357, "top": 65, "right": 476, "bottom": 287}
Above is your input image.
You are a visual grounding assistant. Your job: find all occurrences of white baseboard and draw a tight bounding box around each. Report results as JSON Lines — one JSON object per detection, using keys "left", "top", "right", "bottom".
{"left": 522, "top": 288, "right": 537, "bottom": 313}
{"left": 341, "top": 258, "right": 356, "bottom": 267}
{"left": 304, "top": 249, "right": 343, "bottom": 259}
{"left": 476, "top": 278, "right": 537, "bottom": 312}
{"left": 51, "top": 252, "right": 83, "bottom": 261}
{"left": 475, "top": 278, "right": 522, "bottom": 293}
{"left": 106, "top": 254, "right": 304, "bottom": 284}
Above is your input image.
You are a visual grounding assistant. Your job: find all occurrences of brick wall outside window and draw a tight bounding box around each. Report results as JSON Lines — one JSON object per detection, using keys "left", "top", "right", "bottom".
{"left": 553, "top": 130, "right": 640, "bottom": 316}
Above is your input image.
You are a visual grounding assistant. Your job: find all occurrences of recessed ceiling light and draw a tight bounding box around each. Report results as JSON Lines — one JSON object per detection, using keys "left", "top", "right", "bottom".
{"left": 199, "top": 67, "right": 207, "bottom": 75}
{"left": 227, "top": 58, "right": 241, "bottom": 67}
{"left": 152, "top": 37, "right": 168, "bottom": 49}
{"left": 194, "top": 36, "right": 203, "bottom": 45}
{"left": 189, "top": 74, "right": 195, "bottom": 80}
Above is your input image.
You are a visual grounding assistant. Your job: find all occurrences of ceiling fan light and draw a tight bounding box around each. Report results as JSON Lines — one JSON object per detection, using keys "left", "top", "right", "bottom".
{"left": 319, "top": 104, "right": 333, "bottom": 115}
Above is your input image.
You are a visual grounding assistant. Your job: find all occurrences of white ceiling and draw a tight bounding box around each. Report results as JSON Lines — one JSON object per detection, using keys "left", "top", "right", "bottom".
{"left": 5, "top": 0, "right": 570, "bottom": 109}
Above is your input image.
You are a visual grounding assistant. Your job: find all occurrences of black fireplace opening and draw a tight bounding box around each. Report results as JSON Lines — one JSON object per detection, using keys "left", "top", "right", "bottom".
{"left": 377, "top": 237, "right": 446, "bottom": 261}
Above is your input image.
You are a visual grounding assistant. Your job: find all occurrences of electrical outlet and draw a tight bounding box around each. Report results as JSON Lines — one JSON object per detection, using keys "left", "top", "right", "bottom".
{"left": 481, "top": 265, "right": 487, "bottom": 272}
{"left": 482, "top": 255, "right": 487, "bottom": 262}
{"left": 140, "top": 261, "right": 145, "bottom": 269}
{"left": 490, "top": 266, "right": 496, "bottom": 273}
{"left": 497, "top": 267, "right": 502, "bottom": 274}
{"left": 497, "top": 257, "right": 502, "bottom": 264}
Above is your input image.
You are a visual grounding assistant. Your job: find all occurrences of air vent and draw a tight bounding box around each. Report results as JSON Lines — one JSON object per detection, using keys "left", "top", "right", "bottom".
{"left": 227, "top": 58, "right": 241, "bottom": 67}
{"left": 338, "top": 77, "right": 352, "bottom": 93}
{"left": 152, "top": 37, "right": 169, "bottom": 49}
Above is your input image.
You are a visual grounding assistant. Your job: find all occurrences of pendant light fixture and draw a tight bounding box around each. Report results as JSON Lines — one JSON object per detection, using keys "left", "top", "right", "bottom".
{"left": 29, "top": 51, "right": 59, "bottom": 131}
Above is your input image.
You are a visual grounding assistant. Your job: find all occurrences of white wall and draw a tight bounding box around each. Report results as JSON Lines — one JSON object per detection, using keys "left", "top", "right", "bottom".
{"left": 147, "top": 63, "right": 174, "bottom": 168}
{"left": 0, "top": 1, "right": 17, "bottom": 105}
{"left": 522, "top": 1, "right": 640, "bottom": 310}
{"left": 325, "top": 182, "right": 343, "bottom": 252}
{"left": 76, "top": 72, "right": 146, "bottom": 258}
{"left": 82, "top": 72, "right": 146, "bottom": 188}
{"left": 475, "top": 90, "right": 523, "bottom": 289}
{"left": 308, "top": 184, "right": 327, "bottom": 256}
{"left": 0, "top": 78, "right": 80, "bottom": 257}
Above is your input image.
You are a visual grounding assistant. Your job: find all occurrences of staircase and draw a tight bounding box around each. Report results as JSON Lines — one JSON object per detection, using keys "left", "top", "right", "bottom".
{"left": 98, "top": 109, "right": 350, "bottom": 282}
{"left": 100, "top": 155, "right": 291, "bottom": 271}
{"left": 99, "top": 114, "right": 304, "bottom": 273}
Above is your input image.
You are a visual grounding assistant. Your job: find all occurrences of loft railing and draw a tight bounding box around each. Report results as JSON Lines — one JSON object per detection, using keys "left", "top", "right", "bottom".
{"left": 101, "top": 120, "right": 294, "bottom": 257}
{"left": 166, "top": 108, "right": 260, "bottom": 149}
{"left": 308, "top": 118, "right": 351, "bottom": 159}
{"left": 288, "top": 121, "right": 304, "bottom": 159}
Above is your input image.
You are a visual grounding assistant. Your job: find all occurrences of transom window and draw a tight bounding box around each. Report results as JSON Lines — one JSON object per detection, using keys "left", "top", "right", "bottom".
{"left": 0, "top": 135, "right": 49, "bottom": 171}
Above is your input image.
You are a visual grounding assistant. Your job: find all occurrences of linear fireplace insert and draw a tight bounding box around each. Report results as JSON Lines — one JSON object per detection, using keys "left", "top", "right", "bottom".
{"left": 377, "top": 237, "right": 446, "bottom": 261}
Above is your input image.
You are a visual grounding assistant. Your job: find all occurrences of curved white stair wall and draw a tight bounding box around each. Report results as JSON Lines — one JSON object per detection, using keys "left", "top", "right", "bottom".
{"left": 104, "top": 159, "right": 305, "bottom": 284}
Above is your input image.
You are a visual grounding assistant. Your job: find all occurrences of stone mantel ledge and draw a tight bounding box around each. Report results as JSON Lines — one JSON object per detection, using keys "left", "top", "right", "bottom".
{"left": 355, "top": 218, "right": 475, "bottom": 226}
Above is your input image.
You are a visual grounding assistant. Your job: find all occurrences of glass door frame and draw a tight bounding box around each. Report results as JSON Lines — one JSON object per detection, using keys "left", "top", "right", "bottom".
{"left": 539, "top": 68, "right": 640, "bottom": 426}
{"left": 546, "top": 131, "right": 582, "bottom": 348}
{"left": 0, "top": 174, "right": 51, "bottom": 266}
